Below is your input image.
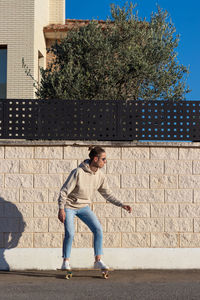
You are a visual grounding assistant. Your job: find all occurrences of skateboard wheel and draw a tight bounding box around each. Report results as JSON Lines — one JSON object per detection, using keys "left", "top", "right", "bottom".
{"left": 65, "top": 273, "right": 72, "bottom": 280}
{"left": 102, "top": 272, "right": 109, "bottom": 279}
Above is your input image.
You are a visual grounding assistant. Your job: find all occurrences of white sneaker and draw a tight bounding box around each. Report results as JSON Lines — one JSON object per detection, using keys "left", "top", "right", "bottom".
{"left": 61, "top": 260, "right": 71, "bottom": 270}
{"left": 94, "top": 260, "right": 109, "bottom": 270}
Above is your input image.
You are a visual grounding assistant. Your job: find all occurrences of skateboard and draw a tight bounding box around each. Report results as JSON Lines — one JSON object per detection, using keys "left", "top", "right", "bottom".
{"left": 57, "top": 268, "right": 113, "bottom": 279}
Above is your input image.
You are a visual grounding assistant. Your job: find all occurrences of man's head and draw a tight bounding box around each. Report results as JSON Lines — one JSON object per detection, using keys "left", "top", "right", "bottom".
{"left": 88, "top": 146, "right": 106, "bottom": 169}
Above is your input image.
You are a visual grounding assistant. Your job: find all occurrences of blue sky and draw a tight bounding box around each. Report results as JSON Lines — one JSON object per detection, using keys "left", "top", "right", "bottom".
{"left": 65, "top": 0, "right": 200, "bottom": 100}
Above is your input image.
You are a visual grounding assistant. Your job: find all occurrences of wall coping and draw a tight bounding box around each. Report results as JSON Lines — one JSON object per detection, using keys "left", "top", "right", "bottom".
{"left": 0, "top": 139, "right": 200, "bottom": 148}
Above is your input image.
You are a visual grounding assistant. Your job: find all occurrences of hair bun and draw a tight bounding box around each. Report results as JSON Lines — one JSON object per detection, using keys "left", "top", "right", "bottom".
{"left": 88, "top": 145, "right": 94, "bottom": 151}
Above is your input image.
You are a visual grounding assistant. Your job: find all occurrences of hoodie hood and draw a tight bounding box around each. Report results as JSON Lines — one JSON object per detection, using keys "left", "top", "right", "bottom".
{"left": 79, "top": 159, "right": 94, "bottom": 174}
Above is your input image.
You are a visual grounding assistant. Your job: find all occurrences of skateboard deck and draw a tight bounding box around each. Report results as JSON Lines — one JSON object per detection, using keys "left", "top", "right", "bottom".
{"left": 57, "top": 268, "right": 113, "bottom": 279}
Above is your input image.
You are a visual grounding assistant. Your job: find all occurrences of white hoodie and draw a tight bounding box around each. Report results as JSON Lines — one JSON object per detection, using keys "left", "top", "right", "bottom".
{"left": 58, "top": 159, "right": 123, "bottom": 209}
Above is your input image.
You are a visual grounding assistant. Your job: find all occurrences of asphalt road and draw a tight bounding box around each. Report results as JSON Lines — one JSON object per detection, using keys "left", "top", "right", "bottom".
{"left": 0, "top": 270, "right": 200, "bottom": 300}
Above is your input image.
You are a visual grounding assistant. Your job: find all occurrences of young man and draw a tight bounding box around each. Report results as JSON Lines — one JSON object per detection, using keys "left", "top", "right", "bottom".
{"left": 58, "top": 146, "right": 132, "bottom": 270}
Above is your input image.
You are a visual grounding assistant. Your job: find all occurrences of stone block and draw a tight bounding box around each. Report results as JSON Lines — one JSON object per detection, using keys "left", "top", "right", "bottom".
{"left": 150, "top": 147, "right": 178, "bottom": 160}
{"left": 20, "top": 160, "right": 47, "bottom": 174}
{"left": 0, "top": 147, "right": 4, "bottom": 159}
{"left": 165, "top": 189, "right": 193, "bottom": 203}
{"left": 49, "top": 160, "right": 77, "bottom": 173}
{"left": 122, "top": 233, "right": 150, "bottom": 247}
{"left": 21, "top": 189, "right": 48, "bottom": 203}
{"left": 107, "top": 218, "right": 135, "bottom": 232}
{"left": 22, "top": 218, "right": 48, "bottom": 233}
{"left": 179, "top": 149, "right": 200, "bottom": 160}
{"left": 112, "top": 189, "right": 135, "bottom": 203}
{"left": 0, "top": 175, "right": 4, "bottom": 188}
{"left": 4, "top": 233, "right": 33, "bottom": 248}
{"left": 136, "top": 160, "right": 164, "bottom": 174}
{"left": 195, "top": 190, "right": 200, "bottom": 202}
{"left": 35, "top": 147, "right": 63, "bottom": 159}
{"left": 150, "top": 175, "right": 177, "bottom": 189}
{"left": 0, "top": 189, "right": 19, "bottom": 203}
{"left": 121, "top": 174, "right": 149, "bottom": 189}
{"left": 180, "top": 233, "right": 200, "bottom": 247}
{"left": 179, "top": 175, "right": 200, "bottom": 189}
{"left": 165, "top": 160, "right": 192, "bottom": 175}
{"left": 151, "top": 233, "right": 179, "bottom": 247}
{"left": 122, "top": 204, "right": 150, "bottom": 218}
{"left": 34, "top": 233, "right": 62, "bottom": 247}
{"left": 104, "top": 148, "right": 121, "bottom": 159}
{"left": 34, "top": 174, "right": 63, "bottom": 188}
{"left": 93, "top": 204, "right": 121, "bottom": 218}
{"left": 107, "top": 160, "right": 135, "bottom": 174}
{"left": 4, "top": 203, "right": 33, "bottom": 218}
{"left": 0, "top": 160, "right": 19, "bottom": 173}
{"left": 64, "top": 146, "right": 88, "bottom": 159}
{"left": 151, "top": 204, "right": 179, "bottom": 217}
{"left": 193, "top": 161, "right": 200, "bottom": 174}
{"left": 136, "top": 189, "right": 164, "bottom": 203}
{"left": 48, "top": 218, "right": 65, "bottom": 233}
{"left": 180, "top": 204, "right": 200, "bottom": 218}
{"left": 194, "top": 219, "right": 200, "bottom": 232}
{"left": 5, "top": 147, "right": 33, "bottom": 159}
{"left": 136, "top": 218, "right": 164, "bottom": 232}
{"left": 5, "top": 174, "right": 33, "bottom": 188}
{"left": 73, "top": 233, "right": 93, "bottom": 248}
{"left": 34, "top": 203, "right": 57, "bottom": 218}
{"left": 106, "top": 174, "right": 120, "bottom": 188}
{"left": 122, "top": 148, "right": 149, "bottom": 160}
{"left": 165, "top": 218, "right": 193, "bottom": 232}
{"left": 103, "top": 233, "right": 121, "bottom": 247}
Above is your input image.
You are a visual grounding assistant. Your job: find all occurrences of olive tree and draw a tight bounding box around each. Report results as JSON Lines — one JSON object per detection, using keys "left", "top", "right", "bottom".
{"left": 36, "top": 2, "right": 190, "bottom": 100}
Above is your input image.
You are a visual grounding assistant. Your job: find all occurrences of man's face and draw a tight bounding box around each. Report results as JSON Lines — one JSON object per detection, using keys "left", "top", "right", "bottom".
{"left": 93, "top": 152, "right": 107, "bottom": 168}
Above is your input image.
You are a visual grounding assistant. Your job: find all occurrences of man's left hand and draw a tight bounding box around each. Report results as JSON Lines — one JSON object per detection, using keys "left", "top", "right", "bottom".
{"left": 122, "top": 205, "right": 132, "bottom": 213}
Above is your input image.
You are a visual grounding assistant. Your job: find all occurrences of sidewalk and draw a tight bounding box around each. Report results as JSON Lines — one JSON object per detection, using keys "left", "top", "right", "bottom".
{"left": 1, "top": 270, "right": 200, "bottom": 300}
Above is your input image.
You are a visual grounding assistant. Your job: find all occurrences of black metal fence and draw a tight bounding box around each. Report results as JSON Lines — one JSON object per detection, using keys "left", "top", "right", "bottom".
{"left": 0, "top": 99, "right": 200, "bottom": 141}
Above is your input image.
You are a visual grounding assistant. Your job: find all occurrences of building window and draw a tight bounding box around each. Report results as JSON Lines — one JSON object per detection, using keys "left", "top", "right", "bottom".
{"left": 0, "top": 46, "right": 7, "bottom": 99}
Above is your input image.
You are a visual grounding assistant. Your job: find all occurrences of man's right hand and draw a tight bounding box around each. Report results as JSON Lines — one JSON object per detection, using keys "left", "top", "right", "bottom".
{"left": 58, "top": 209, "right": 66, "bottom": 223}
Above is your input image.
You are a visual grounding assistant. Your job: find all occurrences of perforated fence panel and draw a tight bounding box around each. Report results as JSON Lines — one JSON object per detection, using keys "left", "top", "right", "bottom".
{"left": 38, "top": 100, "right": 118, "bottom": 140}
{"left": 0, "top": 99, "right": 200, "bottom": 141}
{"left": 2, "top": 100, "right": 39, "bottom": 139}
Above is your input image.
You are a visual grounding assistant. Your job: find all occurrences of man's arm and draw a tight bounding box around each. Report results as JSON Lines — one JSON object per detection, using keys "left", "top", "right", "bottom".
{"left": 98, "top": 176, "right": 132, "bottom": 213}
{"left": 58, "top": 169, "right": 78, "bottom": 223}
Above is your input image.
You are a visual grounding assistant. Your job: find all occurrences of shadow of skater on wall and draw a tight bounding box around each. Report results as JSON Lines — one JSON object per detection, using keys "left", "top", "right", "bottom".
{"left": 0, "top": 197, "right": 26, "bottom": 270}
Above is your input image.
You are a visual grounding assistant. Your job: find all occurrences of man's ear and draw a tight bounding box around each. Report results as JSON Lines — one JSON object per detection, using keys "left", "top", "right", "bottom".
{"left": 93, "top": 156, "right": 98, "bottom": 163}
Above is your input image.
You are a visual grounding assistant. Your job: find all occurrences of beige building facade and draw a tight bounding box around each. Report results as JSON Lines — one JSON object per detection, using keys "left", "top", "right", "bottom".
{"left": 0, "top": 0, "right": 65, "bottom": 99}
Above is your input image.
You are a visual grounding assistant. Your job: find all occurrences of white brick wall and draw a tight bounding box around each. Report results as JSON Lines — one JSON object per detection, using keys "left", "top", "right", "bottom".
{"left": 34, "top": 0, "right": 49, "bottom": 83}
{"left": 0, "top": 0, "right": 65, "bottom": 99}
{"left": 0, "top": 143, "right": 200, "bottom": 252}
{"left": 0, "top": 0, "right": 35, "bottom": 98}
{"left": 49, "top": 0, "right": 65, "bottom": 25}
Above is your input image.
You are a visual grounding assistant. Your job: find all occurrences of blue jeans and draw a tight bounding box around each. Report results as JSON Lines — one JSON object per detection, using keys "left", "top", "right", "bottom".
{"left": 63, "top": 206, "right": 103, "bottom": 258}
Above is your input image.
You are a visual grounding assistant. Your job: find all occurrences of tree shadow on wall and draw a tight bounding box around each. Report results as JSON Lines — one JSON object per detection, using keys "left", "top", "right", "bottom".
{"left": 0, "top": 197, "right": 26, "bottom": 270}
